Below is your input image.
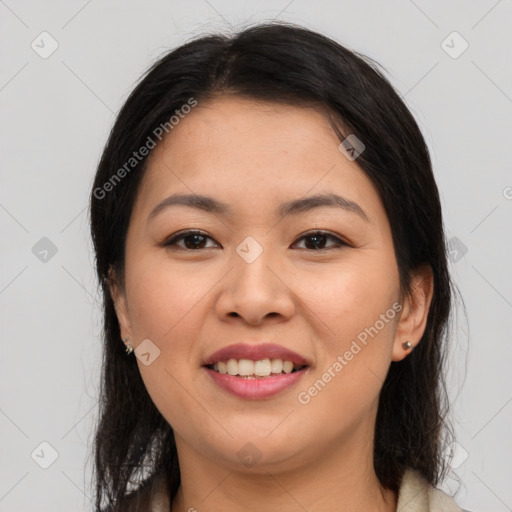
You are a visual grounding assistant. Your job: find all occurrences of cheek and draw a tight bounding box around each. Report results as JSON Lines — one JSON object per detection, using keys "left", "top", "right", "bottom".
{"left": 300, "top": 251, "right": 400, "bottom": 339}
{"left": 125, "top": 250, "right": 214, "bottom": 342}
{"left": 125, "top": 258, "right": 211, "bottom": 434}
{"left": 296, "top": 254, "right": 399, "bottom": 405}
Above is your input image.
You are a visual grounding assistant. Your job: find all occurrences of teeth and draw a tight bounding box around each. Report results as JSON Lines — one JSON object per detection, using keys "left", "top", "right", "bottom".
{"left": 283, "top": 360, "right": 294, "bottom": 374}
{"left": 210, "top": 358, "right": 302, "bottom": 377}
{"left": 238, "top": 359, "right": 254, "bottom": 376}
{"left": 227, "top": 359, "right": 238, "bottom": 376}
{"left": 270, "top": 358, "right": 283, "bottom": 373}
{"left": 254, "top": 358, "right": 271, "bottom": 376}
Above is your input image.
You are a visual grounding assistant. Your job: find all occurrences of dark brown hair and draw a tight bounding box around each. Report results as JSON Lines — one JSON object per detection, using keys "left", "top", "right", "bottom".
{"left": 89, "top": 21, "right": 456, "bottom": 511}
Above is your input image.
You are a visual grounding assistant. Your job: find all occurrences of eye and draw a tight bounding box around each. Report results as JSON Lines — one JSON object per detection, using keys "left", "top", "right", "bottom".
{"left": 162, "top": 229, "right": 349, "bottom": 251}
{"left": 292, "top": 230, "right": 349, "bottom": 251}
{"left": 163, "top": 230, "right": 219, "bottom": 250}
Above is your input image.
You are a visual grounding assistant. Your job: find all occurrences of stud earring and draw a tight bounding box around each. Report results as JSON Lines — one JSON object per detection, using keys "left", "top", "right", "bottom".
{"left": 123, "top": 337, "right": 134, "bottom": 354}
{"left": 402, "top": 341, "right": 413, "bottom": 351}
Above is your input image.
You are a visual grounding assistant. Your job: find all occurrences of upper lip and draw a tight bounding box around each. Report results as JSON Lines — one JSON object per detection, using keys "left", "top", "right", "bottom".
{"left": 203, "top": 343, "right": 311, "bottom": 366}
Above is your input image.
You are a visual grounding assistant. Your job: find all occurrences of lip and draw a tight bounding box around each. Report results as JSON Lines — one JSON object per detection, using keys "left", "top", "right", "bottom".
{"left": 203, "top": 366, "right": 309, "bottom": 399}
{"left": 203, "top": 342, "right": 310, "bottom": 366}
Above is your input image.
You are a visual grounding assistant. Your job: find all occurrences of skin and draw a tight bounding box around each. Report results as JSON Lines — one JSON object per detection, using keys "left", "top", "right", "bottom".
{"left": 110, "top": 96, "right": 434, "bottom": 512}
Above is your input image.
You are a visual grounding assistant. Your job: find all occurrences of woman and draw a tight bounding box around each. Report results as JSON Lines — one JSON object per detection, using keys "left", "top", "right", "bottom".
{"left": 90, "top": 22, "right": 467, "bottom": 512}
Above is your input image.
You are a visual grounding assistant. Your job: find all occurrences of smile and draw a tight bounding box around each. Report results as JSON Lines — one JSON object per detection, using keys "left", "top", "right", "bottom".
{"left": 206, "top": 358, "right": 306, "bottom": 378}
{"left": 203, "top": 358, "right": 309, "bottom": 399}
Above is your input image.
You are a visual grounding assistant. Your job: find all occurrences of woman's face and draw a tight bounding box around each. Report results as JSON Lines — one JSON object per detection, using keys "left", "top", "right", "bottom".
{"left": 111, "top": 96, "right": 432, "bottom": 473}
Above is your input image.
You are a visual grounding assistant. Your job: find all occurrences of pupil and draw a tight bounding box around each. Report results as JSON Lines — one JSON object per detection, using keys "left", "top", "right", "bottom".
{"left": 307, "top": 235, "right": 325, "bottom": 250}
{"left": 185, "top": 234, "right": 205, "bottom": 249}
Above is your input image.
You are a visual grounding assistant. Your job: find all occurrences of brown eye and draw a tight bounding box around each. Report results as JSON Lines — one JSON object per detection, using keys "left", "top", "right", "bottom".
{"left": 163, "top": 229, "right": 349, "bottom": 251}
{"left": 293, "top": 231, "right": 349, "bottom": 250}
{"left": 164, "top": 230, "right": 219, "bottom": 250}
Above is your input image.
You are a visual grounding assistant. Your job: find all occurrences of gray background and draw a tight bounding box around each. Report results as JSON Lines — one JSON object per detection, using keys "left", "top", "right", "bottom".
{"left": 1, "top": 1, "right": 511, "bottom": 511}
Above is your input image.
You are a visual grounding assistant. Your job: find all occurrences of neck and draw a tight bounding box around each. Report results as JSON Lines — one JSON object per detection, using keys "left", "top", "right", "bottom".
{"left": 170, "top": 427, "right": 397, "bottom": 512}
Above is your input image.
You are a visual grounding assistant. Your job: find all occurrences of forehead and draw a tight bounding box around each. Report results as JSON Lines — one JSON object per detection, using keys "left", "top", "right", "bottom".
{"left": 153, "top": 96, "right": 342, "bottom": 168}
{"left": 136, "top": 96, "right": 385, "bottom": 225}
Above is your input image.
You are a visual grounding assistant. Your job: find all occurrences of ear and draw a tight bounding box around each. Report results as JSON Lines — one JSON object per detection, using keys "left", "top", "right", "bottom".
{"left": 392, "top": 264, "right": 434, "bottom": 362}
{"left": 108, "top": 266, "right": 133, "bottom": 342}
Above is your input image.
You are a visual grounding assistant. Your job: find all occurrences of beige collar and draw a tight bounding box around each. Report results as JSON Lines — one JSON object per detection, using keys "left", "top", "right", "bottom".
{"left": 397, "top": 468, "right": 463, "bottom": 512}
{"left": 149, "top": 467, "right": 463, "bottom": 512}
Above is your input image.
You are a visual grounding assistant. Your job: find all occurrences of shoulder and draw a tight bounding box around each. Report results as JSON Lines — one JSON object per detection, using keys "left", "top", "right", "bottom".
{"left": 397, "top": 468, "right": 467, "bottom": 512}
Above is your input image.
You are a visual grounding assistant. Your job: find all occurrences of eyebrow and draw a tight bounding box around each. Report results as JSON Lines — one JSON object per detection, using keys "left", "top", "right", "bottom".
{"left": 148, "top": 192, "right": 370, "bottom": 223}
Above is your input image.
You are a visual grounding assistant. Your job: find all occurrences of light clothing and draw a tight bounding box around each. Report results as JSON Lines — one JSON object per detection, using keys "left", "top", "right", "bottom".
{"left": 144, "top": 467, "right": 466, "bottom": 512}
{"left": 396, "top": 468, "right": 466, "bottom": 512}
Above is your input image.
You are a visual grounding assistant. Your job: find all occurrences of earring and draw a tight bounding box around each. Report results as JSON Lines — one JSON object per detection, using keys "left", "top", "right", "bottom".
{"left": 123, "top": 337, "right": 134, "bottom": 354}
{"left": 402, "top": 341, "right": 413, "bottom": 351}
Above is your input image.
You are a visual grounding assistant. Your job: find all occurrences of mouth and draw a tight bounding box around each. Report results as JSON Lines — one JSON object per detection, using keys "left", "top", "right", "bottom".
{"left": 202, "top": 342, "right": 311, "bottom": 399}
{"left": 204, "top": 358, "right": 308, "bottom": 379}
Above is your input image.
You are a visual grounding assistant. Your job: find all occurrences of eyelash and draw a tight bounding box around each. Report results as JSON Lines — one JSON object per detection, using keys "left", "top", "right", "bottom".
{"left": 163, "top": 229, "right": 350, "bottom": 251}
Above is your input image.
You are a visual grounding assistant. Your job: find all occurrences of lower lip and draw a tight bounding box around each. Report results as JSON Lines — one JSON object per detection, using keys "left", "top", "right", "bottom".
{"left": 203, "top": 367, "right": 308, "bottom": 399}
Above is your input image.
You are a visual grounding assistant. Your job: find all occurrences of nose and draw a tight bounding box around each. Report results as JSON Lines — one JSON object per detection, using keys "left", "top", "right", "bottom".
{"left": 214, "top": 247, "right": 296, "bottom": 326}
